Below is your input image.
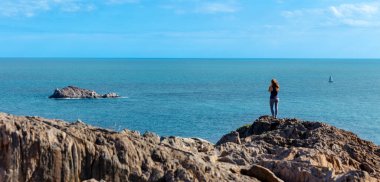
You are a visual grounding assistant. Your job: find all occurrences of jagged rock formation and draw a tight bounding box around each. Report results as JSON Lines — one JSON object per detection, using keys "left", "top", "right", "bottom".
{"left": 0, "top": 113, "right": 379, "bottom": 182}
{"left": 48, "top": 86, "right": 119, "bottom": 99}
{"left": 0, "top": 113, "right": 256, "bottom": 182}
{"left": 217, "top": 116, "right": 380, "bottom": 182}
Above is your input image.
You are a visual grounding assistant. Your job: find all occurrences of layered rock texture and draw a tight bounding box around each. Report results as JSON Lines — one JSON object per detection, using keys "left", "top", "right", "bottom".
{"left": 0, "top": 113, "right": 379, "bottom": 182}
{"left": 49, "top": 86, "right": 119, "bottom": 99}
{"left": 219, "top": 116, "right": 380, "bottom": 182}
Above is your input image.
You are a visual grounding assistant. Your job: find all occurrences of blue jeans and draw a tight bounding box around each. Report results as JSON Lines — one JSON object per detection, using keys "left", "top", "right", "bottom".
{"left": 270, "top": 98, "right": 279, "bottom": 118}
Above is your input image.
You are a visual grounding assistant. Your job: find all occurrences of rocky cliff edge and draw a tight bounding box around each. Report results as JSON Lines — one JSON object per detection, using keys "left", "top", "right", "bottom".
{"left": 0, "top": 113, "right": 379, "bottom": 182}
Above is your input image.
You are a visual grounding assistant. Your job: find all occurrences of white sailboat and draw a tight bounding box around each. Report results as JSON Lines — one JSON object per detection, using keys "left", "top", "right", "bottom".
{"left": 329, "top": 76, "right": 334, "bottom": 83}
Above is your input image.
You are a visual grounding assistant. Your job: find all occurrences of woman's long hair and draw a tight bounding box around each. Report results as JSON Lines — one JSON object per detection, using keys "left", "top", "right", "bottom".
{"left": 271, "top": 79, "right": 280, "bottom": 91}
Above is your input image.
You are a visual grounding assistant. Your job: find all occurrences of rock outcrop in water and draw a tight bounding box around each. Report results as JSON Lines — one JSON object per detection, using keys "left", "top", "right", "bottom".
{"left": 0, "top": 113, "right": 379, "bottom": 182}
{"left": 49, "top": 86, "right": 119, "bottom": 99}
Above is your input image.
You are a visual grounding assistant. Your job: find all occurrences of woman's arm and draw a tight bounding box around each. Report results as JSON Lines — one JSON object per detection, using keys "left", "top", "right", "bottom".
{"left": 268, "top": 86, "right": 272, "bottom": 92}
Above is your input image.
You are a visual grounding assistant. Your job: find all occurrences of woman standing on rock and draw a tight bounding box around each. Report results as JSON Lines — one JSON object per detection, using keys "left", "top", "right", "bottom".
{"left": 268, "top": 79, "right": 280, "bottom": 118}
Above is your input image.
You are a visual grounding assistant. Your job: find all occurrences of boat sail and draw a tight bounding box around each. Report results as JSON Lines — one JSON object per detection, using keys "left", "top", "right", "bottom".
{"left": 329, "top": 76, "right": 334, "bottom": 83}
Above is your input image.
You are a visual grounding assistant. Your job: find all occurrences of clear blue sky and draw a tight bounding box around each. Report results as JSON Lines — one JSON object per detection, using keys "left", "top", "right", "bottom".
{"left": 0, "top": 0, "right": 379, "bottom": 58}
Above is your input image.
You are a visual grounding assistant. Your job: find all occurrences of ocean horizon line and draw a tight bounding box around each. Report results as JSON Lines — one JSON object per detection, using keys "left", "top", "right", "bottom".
{"left": 1, "top": 57, "right": 380, "bottom": 61}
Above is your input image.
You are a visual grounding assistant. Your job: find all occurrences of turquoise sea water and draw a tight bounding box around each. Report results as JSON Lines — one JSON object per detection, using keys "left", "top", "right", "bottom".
{"left": 1, "top": 59, "right": 379, "bottom": 144}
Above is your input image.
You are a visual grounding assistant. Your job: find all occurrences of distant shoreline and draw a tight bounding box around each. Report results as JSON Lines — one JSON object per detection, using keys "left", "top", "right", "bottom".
{"left": 1, "top": 57, "right": 380, "bottom": 60}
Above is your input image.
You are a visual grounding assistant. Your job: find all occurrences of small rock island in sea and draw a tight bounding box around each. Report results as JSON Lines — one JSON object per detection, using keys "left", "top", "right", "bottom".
{"left": 0, "top": 113, "right": 379, "bottom": 182}
{"left": 49, "top": 86, "right": 120, "bottom": 99}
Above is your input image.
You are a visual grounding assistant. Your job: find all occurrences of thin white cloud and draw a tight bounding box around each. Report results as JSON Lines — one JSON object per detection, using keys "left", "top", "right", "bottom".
{"left": 196, "top": 2, "right": 238, "bottom": 14}
{"left": 0, "top": 0, "right": 239, "bottom": 17}
{"left": 0, "top": 0, "right": 96, "bottom": 17}
{"left": 106, "top": 0, "right": 140, "bottom": 5}
{"left": 0, "top": 0, "right": 137, "bottom": 17}
{"left": 329, "top": 3, "right": 379, "bottom": 18}
{"left": 281, "top": 10, "right": 303, "bottom": 18}
{"left": 282, "top": 1, "right": 380, "bottom": 27}
{"left": 0, "top": 0, "right": 49, "bottom": 17}
{"left": 162, "top": 0, "right": 240, "bottom": 14}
